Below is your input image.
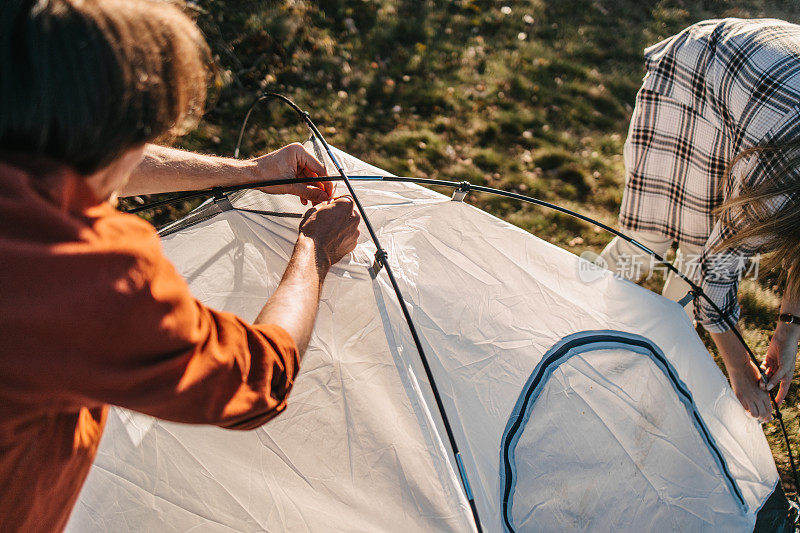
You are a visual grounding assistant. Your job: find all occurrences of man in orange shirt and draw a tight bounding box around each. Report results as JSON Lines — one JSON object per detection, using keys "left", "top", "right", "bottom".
{"left": 0, "top": 0, "right": 360, "bottom": 531}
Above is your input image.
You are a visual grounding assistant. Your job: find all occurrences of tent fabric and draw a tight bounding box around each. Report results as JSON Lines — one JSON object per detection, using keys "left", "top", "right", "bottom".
{"left": 67, "top": 144, "right": 778, "bottom": 532}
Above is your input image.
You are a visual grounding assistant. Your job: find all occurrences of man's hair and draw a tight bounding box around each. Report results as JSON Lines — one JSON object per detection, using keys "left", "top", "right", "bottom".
{"left": 0, "top": 0, "right": 210, "bottom": 174}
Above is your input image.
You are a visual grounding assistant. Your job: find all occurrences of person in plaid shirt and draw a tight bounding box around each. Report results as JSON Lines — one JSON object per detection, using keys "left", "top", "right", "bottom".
{"left": 600, "top": 18, "right": 800, "bottom": 421}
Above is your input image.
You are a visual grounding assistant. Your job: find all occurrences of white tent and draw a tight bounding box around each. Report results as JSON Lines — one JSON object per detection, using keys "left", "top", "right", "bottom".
{"left": 67, "top": 145, "right": 778, "bottom": 532}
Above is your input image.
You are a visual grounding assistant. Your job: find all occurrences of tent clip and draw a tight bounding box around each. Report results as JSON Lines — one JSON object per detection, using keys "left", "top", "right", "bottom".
{"left": 212, "top": 187, "right": 234, "bottom": 211}
{"left": 677, "top": 290, "right": 695, "bottom": 309}
{"left": 372, "top": 248, "right": 388, "bottom": 275}
{"left": 452, "top": 181, "right": 471, "bottom": 202}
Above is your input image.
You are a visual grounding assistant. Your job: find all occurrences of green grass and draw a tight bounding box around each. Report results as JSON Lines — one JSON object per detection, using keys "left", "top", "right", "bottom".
{"left": 122, "top": 0, "right": 800, "bottom": 495}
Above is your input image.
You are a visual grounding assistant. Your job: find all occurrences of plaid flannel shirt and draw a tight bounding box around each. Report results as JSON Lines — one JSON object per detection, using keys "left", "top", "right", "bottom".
{"left": 619, "top": 18, "right": 800, "bottom": 332}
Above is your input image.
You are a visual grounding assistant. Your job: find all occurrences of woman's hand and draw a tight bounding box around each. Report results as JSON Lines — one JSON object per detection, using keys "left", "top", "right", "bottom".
{"left": 250, "top": 143, "right": 334, "bottom": 205}
{"left": 711, "top": 329, "right": 772, "bottom": 421}
{"left": 763, "top": 322, "right": 799, "bottom": 405}
{"left": 728, "top": 360, "right": 773, "bottom": 421}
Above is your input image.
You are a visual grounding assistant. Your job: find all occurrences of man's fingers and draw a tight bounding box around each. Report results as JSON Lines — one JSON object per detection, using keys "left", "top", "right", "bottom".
{"left": 294, "top": 144, "right": 326, "bottom": 177}
{"left": 332, "top": 195, "right": 355, "bottom": 211}
{"left": 305, "top": 186, "right": 329, "bottom": 205}
{"left": 311, "top": 181, "right": 333, "bottom": 201}
{"left": 299, "top": 207, "right": 316, "bottom": 228}
{"left": 303, "top": 174, "right": 334, "bottom": 197}
{"left": 344, "top": 232, "right": 359, "bottom": 252}
{"left": 292, "top": 144, "right": 333, "bottom": 200}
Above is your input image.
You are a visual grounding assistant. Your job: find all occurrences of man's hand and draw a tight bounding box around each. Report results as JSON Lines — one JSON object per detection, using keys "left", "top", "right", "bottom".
{"left": 298, "top": 197, "right": 361, "bottom": 269}
{"left": 251, "top": 143, "right": 334, "bottom": 206}
{"left": 763, "top": 322, "right": 799, "bottom": 405}
{"left": 254, "top": 197, "right": 360, "bottom": 356}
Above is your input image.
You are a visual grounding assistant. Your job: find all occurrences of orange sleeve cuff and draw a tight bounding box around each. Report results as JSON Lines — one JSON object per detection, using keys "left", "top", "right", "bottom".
{"left": 254, "top": 322, "right": 301, "bottom": 387}
{"left": 215, "top": 322, "right": 301, "bottom": 431}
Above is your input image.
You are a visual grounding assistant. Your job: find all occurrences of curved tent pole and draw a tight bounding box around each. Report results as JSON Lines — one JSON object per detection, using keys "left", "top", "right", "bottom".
{"left": 124, "top": 173, "right": 767, "bottom": 369}
{"left": 126, "top": 97, "right": 799, "bottom": 509}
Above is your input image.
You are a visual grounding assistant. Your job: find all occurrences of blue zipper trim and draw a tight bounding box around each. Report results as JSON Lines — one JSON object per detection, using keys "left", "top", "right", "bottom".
{"left": 500, "top": 330, "right": 746, "bottom": 532}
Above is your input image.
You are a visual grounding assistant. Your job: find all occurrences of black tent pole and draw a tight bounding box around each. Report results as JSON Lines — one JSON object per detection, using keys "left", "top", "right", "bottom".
{"left": 257, "top": 93, "right": 484, "bottom": 532}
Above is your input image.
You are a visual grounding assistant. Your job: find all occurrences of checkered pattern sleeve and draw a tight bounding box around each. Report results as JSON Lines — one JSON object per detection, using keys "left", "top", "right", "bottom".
{"left": 697, "top": 228, "right": 749, "bottom": 333}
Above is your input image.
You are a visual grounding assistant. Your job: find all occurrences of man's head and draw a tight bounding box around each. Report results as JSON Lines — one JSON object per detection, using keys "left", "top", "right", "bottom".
{"left": 0, "top": 0, "right": 210, "bottom": 175}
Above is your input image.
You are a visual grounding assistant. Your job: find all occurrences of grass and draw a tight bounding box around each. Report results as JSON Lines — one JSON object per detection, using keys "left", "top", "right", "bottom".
{"left": 122, "top": 0, "right": 800, "bottom": 496}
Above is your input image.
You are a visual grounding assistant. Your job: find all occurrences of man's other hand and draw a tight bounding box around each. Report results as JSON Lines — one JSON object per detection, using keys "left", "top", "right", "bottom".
{"left": 251, "top": 143, "right": 334, "bottom": 205}
{"left": 299, "top": 197, "right": 361, "bottom": 268}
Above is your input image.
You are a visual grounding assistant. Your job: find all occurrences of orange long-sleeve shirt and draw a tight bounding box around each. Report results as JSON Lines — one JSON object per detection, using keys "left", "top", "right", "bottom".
{"left": 0, "top": 159, "right": 300, "bottom": 532}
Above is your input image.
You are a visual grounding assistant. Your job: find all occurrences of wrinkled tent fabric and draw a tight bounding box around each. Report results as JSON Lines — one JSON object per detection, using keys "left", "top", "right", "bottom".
{"left": 67, "top": 144, "right": 778, "bottom": 532}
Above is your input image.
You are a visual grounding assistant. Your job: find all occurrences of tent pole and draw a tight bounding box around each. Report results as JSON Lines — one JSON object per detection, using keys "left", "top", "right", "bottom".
{"left": 259, "top": 93, "right": 484, "bottom": 532}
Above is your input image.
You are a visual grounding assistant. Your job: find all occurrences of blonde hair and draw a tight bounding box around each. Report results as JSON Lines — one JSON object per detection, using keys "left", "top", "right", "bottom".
{"left": 716, "top": 138, "right": 800, "bottom": 298}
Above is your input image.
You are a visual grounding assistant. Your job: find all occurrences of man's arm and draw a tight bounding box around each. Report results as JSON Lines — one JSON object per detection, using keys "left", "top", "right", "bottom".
{"left": 14, "top": 198, "right": 360, "bottom": 430}
{"left": 121, "top": 143, "right": 333, "bottom": 204}
{"left": 255, "top": 197, "right": 361, "bottom": 355}
{"left": 205, "top": 196, "right": 360, "bottom": 429}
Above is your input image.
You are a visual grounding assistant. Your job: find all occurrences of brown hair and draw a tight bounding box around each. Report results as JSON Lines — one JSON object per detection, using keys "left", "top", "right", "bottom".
{"left": 0, "top": 0, "right": 211, "bottom": 174}
{"left": 716, "top": 138, "right": 800, "bottom": 299}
